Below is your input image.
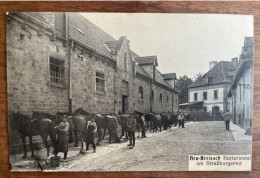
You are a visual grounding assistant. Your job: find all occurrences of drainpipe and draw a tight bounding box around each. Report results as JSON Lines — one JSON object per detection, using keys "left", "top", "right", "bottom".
{"left": 68, "top": 40, "right": 73, "bottom": 113}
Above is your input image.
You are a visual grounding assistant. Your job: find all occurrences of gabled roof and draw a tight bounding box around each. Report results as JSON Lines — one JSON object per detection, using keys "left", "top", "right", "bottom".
{"left": 188, "top": 61, "right": 237, "bottom": 88}
{"left": 162, "top": 73, "right": 177, "bottom": 80}
{"left": 69, "top": 13, "right": 115, "bottom": 60}
{"left": 134, "top": 56, "right": 158, "bottom": 66}
{"left": 154, "top": 68, "right": 172, "bottom": 88}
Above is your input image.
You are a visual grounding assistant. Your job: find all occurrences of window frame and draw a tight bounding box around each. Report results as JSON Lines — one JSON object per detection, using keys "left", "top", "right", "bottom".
{"left": 194, "top": 92, "right": 198, "bottom": 101}
{"left": 160, "top": 93, "right": 163, "bottom": 103}
{"left": 47, "top": 54, "right": 67, "bottom": 88}
{"left": 151, "top": 90, "right": 154, "bottom": 102}
{"left": 203, "top": 91, "right": 207, "bottom": 100}
{"left": 214, "top": 90, "right": 218, "bottom": 99}
{"left": 96, "top": 71, "right": 106, "bottom": 94}
{"left": 138, "top": 86, "right": 144, "bottom": 101}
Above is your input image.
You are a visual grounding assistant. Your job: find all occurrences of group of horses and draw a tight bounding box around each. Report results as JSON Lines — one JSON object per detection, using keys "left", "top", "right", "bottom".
{"left": 12, "top": 109, "right": 180, "bottom": 159}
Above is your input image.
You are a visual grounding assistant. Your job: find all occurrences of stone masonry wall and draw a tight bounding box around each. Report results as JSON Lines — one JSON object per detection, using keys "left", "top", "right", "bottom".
{"left": 151, "top": 84, "right": 173, "bottom": 113}
{"left": 71, "top": 47, "right": 115, "bottom": 114}
{"left": 7, "top": 14, "right": 69, "bottom": 146}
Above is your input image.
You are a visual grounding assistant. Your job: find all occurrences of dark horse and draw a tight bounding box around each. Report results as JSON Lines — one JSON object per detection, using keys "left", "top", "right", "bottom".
{"left": 118, "top": 114, "right": 129, "bottom": 140}
{"left": 12, "top": 112, "right": 56, "bottom": 159}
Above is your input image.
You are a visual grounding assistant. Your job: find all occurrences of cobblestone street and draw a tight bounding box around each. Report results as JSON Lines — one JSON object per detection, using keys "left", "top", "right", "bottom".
{"left": 10, "top": 121, "right": 251, "bottom": 171}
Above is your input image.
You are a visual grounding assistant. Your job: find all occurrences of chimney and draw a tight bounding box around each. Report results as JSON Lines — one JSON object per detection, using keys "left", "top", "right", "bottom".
{"left": 209, "top": 61, "right": 218, "bottom": 70}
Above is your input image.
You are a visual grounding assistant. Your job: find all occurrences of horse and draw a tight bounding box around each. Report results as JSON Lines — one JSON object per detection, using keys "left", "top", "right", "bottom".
{"left": 92, "top": 114, "right": 106, "bottom": 145}
{"left": 161, "top": 113, "right": 172, "bottom": 130}
{"left": 103, "top": 114, "right": 120, "bottom": 143}
{"left": 118, "top": 114, "right": 129, "bottom": 140}
{"left": 145, "top": 113, "right": 154, "bottom": 132}
{"left": 32, "top": 111, "right": 63, "bottom": 127}
{"left": 153, "top": 114, "right": 162, "bottom": 132}
{"left": 134, "top": 112, "right": 146, "bottom": 138}
{"left": 12, "top": 112, "right": 57, "bottom": 159}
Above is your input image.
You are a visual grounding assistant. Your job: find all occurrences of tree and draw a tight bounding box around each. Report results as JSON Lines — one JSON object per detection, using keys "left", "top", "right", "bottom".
{"left": 175, "top": 75, "right": 193, "bottom": 104}
{"left": 193, "top": 73, "right": 204, "bottom": 82}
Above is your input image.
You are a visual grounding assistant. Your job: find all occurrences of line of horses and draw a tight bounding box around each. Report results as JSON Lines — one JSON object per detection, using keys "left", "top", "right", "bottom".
{"left": 12, "top": 109, "right": 182, "bottom": 159}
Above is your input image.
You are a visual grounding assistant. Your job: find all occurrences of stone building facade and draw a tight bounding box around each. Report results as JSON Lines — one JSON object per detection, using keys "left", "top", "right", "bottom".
{"left": 228, "top": 37, "right": 253, "bottom": 129}
{"left": 7, "top": 12, "right": 179, "bottom": 147}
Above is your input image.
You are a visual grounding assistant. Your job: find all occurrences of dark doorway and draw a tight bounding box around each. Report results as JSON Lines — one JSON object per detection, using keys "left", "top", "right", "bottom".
{"left": 122, "top": 95, "right": 128, "bottom": 114}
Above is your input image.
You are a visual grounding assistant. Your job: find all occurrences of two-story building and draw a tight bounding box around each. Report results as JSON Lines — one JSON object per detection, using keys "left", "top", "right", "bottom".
{"left": 186, "top": 59, "right": 238, "bottom": 115}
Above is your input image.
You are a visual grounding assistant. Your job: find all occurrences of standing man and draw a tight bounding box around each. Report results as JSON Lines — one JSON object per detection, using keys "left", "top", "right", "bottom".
{"left": 86, "top": 117, "right": 97, "bottom": 153}
{"left": 223, "top": 109, "right": 232, "bottom": 131}
{"left": 141, "top": 114, "right": 146, "bottom": 137}
{"left": 177, "top": 113, "right": 182, "bottom": 127}
{"left": 54, "top": 115, "right": 70, "bottom": 159}
{"left": 126, "top": 114, "right": 136, "bottom": 149}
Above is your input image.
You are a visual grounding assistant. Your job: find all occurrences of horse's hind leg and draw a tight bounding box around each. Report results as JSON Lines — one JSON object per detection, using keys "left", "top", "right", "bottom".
{"left": 21, "top": 135, "right": 27, "bottom": 159}
{"left": 29, "top": 136, "right": 35, "bottom": 158}
{"left": 74, "top": 130, "right": 79, "bottom": 147}
{"left": 102, "top": 128, "right": 106, "bottom": 140}
{"left": 41, "top": 134, "right": 50, "bottom": 157}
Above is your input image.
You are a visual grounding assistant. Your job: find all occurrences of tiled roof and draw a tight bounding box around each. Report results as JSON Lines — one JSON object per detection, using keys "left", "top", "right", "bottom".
{"left": 154, "top": 68, "right": 172, "bottom": 88}
{"left": 69, "top": 13, "right": 115, "bottom": 59}
{"left": 188, "top": 61, "right": 237, "bottom": 88}
{"left": 104, "top": 40, "right": 118, "bottom": 51}
{"left": 162, "top": 73, "right": 177, "bottom": 80}
{"left": 134, "top": 56, "right": 158, "bottom": 66}
{"left": 23, "top": 12, "right": 49, "bottom": 24}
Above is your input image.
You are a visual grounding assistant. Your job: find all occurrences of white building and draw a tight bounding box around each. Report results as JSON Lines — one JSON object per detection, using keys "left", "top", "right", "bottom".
{"left": 187, "top": 59, "right": 238, "bottom": 115}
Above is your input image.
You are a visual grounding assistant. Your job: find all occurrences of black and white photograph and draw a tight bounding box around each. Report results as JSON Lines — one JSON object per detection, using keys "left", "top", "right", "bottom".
{"left": 6, "top": 12, "right": 253, "bottom": 171}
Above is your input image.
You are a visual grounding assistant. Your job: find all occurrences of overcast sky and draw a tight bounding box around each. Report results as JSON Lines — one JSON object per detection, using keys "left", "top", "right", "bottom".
{"left": 81, "top": 13, "right": 253, "bottom": 79}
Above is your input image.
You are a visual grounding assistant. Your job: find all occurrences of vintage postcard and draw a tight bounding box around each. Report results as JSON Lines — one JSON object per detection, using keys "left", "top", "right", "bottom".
{"left": 6, "top": 12, "right": 253, "bottom": 171}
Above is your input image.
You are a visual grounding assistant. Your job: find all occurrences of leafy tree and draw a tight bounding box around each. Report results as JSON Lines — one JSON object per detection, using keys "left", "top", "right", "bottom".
{"left": 175, "top": 75, "right": 193, "bottom": 104}
{"left": 193, "top": 73, "right": 204, "bottom": 82}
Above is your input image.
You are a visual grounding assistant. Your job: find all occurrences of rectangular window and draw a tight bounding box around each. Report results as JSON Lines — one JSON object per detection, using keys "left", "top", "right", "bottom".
{"left": 139, "top": 87, "right": 143, "bottom": 100}
{"left": 214, "top": 90, "right": 218, "bottom": 99}
{"left": 96, "top": 72, "right": 105, "bottom": 92}
{"left": 167, "top": 95, "right": 169, "bottom": 103}
{"left": 49, "top": 57, "right": 65, "bottom": 85}
{"left": 151, "top": 90, "right": 154, "bottom": 102}
{"left": 203, "top": 107, "right": 207, "bottom": 113}
{"left": 122, "top": 81, "right": 129, "bottom": 95}
{"left": 203, "top": 92, "right": 207, "bottom": 100}
{"left": 194, "top": 93, "right": 198, "bottom": 101}
{"left": 160, "top": 93, "right": 163, "bottom": 103}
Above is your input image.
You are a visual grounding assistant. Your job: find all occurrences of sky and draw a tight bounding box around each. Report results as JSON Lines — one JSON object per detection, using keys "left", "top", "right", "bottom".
{"left": 81, "top": 13, "right": 253, "bottom": 79}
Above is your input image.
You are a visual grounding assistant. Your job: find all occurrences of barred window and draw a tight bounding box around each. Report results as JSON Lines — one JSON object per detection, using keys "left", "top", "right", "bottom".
{"left": 139, "top": 87, "right": 143, "bottom": 100}
{"left": 96, "top": 72, "right": 105, "bottom": 92}
{"left": 49, "top": 57, "right": 65, "bottom": 85}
